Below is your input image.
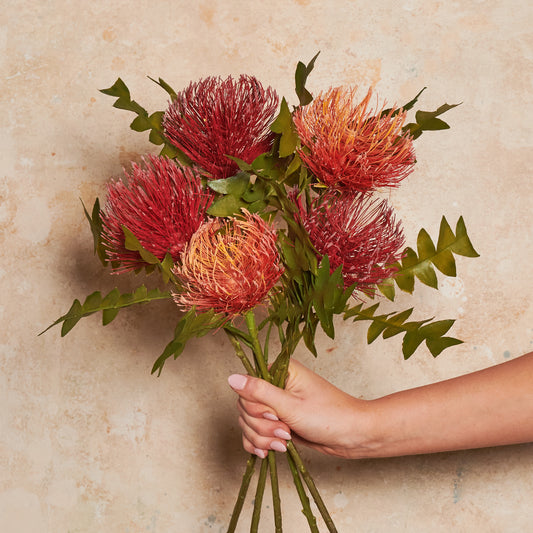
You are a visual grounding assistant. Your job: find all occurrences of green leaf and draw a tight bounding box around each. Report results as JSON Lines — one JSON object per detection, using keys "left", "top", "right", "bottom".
{"left": 81, "top": 197, "right": 108, "bottom": 266}
{"left": 122, "top": 226, "right": 160, "bottom": 265}
{"left": 382, "top": 87, "right": 426, "bottom": 117}
{"left": 242, "top": 179, "right": 267, "bottom": 203}
{"left": 100, "top": 78, "right": 181, "bottom": 154}
{"left": 367, "top": 320, "right": 389, "bottom": 344}
{"left": 393, "top": 216, "right": 478, "bottom": 294}
{"left": 208, "top": 172, "right": 249, "bottom": 195}
{"left": 345, "top": 303, "right": 461, "bottom": 359}
{"left": 302, "top": 315, "right": 319, "bottom": 357}
{"left": 402, "top": 330, "right": 425, "bottom": 358}
{"left": 160, "top": 253, "right": 175, "bottom": 284}
{"left": 295, "top": 51, "right": 320, "bottom": 106}
{"left": 377, "top": 279, "right": 395, "bottom": 301}
{"left": 225, "top": 156, "right": 252, "bottom": 172}
{"left": 417, "top": 229, "right": 436, "bottom": 260}
{"left": 270, "top": 98, "right": 299, "bottom": 157}
{"left": 206, "top": 194, "right": 246, "bottom": 217}
{"left": 100, "top": 78, "right": 147, "bottom": 116}
{"left": 147, "top": 76, "right": 178, "bottom": 100}
{"left": 311, "top": 257, "right": 351, "bottom": 339}
{"left": 151, "top": 308, "right": 226, "bottom": 376}
{"left": 40, "top": 286, "right": 171, "bottom": 337}
{"left": 404, "top": 102, "right": 461, "bottom": 139}
{"left": 453, "top": 216, "right": 480, "bottom": 257}
{"left": 102, "top": 307, "right": 119, "bottom": 325}
{"left": 418, "top": 319, "right": 455, "bottom": 338}
{"left": 426, "top": 336, "right": 463, "bottom": 357}
{"left": 251, "top": 153, "right": 277, "bottom": 175}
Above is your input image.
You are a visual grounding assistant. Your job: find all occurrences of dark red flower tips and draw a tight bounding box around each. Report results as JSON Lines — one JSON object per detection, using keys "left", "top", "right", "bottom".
{"left": 163, "top": 75, "right": 279, "bottom": 180}
{"left": 101, "top": 156, "right": 213, "bottom": 272}
{"left": 294, "top": 190, "right": 405, "bottom": 295}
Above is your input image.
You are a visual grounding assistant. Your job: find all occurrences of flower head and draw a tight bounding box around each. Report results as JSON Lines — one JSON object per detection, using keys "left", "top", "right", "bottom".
{"left": 101, "top": 156, "right": 213, "bottom": 272}
{"left": 293, "top": 87, "right": 415, "bottom": 192}
{"left": 294, "top": 190, "right": 405, "bottom": 294}
{"left": 163, "top": 75, "right": 279, "bottom": 180}
{"left": 173, "top": 211, "right": 283, "bottom": 317}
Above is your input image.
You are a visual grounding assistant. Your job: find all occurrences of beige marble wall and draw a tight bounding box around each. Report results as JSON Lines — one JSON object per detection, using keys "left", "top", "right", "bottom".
{"left": 2, "top": 0, "right": 532, "bottom": 531}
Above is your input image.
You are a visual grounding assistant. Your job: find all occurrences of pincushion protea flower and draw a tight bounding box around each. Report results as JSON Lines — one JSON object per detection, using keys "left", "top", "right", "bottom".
{"left": 293, "top": 87, "right": 415, "bottom": 192}
{"left": 173, "top": 211, "right": 283, "bottom": 317}
{"left": 163, "top": 75, "right": 279, "bottom": 180}
{"left": 101, "top": 156, "right": 213, "bottom": 272}
{"left": 294, "top": 190, "right": 405, "bottom": 294}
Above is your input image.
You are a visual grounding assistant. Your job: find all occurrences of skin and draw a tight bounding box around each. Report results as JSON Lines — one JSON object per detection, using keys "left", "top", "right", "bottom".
{"left": 227, "top": 352, "right": 533, "bottom": 460}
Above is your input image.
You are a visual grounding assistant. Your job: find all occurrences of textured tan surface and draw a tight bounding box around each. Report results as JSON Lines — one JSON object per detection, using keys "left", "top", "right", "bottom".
{"left": 2, "top": 1, "right": 532, "bottom": 531}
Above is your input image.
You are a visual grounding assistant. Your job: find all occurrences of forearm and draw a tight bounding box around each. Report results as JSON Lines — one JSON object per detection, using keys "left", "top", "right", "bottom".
{"left": 358, "top": 352, "right": 533, "bottom": 458}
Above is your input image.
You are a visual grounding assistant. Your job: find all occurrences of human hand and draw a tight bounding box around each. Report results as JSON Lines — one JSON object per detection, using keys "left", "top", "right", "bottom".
{"left": 228, "top": 359, "right": 373, "bottom": 459}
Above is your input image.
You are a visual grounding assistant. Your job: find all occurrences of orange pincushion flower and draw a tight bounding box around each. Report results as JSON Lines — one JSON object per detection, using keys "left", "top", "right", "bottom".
{"left": 173, "top": 212, "right": 283, "bottom": 317}
{"left": 293, "top": 87, "right": 415, "bottom": 192}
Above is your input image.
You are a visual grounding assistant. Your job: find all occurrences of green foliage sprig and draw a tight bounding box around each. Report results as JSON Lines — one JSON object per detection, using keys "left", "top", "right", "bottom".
{"left": 380, "top": 216, "right": 479, "bottom": 300}
{"left": 40, "top": 286, "right": 171, "bottom": 337}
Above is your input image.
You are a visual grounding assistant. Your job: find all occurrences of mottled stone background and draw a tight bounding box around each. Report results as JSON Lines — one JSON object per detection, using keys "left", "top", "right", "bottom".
{"left": 1, "top": 1, "right": 532, "bottom": 531}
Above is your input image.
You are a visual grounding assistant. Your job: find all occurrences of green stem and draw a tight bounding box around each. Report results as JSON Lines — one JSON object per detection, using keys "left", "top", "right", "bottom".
{"left": 286, "top": 453, "right": 319, "bottom": 533}
{"left": 287, "top": 441, "right": 338, "bottom": 533}
{"left": 225, "top": 329, "right": 257, "bottom": 377}
{"left": 268, "top": 451, "right": 283, "bottom": 532}
{"left": 250, "top": 457, "right": 269, "bottom": 533}
{"left": 244, "top": 310, "right": 271, "bottom": 382}
{"left": 227, "top": 454, "right": 257, "bottom": 533}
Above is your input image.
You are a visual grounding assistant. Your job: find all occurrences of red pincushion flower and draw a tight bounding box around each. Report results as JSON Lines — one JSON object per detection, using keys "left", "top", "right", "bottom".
{"left": 293, "top": 87, "right": 416, "bottom": 192}
{"left": 101, "top": 156, "right": 213, "bottom": 272}
{"left": 163, "top": 75, "right": 279, "bottom": 180}
{"left": 294, "top": 190, "right": 405, "bottom": 294}
{"left": 173, "top": 211, "right": 284, "bottom": 317}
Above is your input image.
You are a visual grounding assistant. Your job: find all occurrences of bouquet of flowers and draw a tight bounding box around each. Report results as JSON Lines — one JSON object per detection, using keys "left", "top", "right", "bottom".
{"left": 43, "top": 53, "right": 478, "bottom": 532}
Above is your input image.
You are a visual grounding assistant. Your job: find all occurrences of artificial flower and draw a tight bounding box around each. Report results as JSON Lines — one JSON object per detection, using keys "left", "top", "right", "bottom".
{"left": 173, "top": 211, "right": 283, "bottom": 317}
{"left": 293, "top": 86, "right": 415, "bottom": 191}
{"left": 294, "top": 189, "right": 405, "bottom": 294}
{"left": 163, "top": 75, "right": 279, "bottom": 180}
{"left": 101, "top": 155, "right": 212, "bottom": 271}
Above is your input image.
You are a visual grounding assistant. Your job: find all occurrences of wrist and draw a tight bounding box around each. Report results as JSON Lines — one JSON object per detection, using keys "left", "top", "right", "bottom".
{"left": 343, "top": 397, "right": 385, "bottom": 459}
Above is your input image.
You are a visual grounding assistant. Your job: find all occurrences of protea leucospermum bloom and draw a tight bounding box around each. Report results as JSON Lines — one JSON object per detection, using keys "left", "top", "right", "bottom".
{"left": 173, "top": 211, "right": 283, "bottom": 317}
{"left": 293, "top": 190, "right": 405, "bottom": 294}
{"left": 293, "top": 87, "right": 416, "bottom": 192}
{"left": 101, "top": 156, "right": 213, "bottom": 272}
{"left": 163, "top": 75, "right": 279, "bottom": 180}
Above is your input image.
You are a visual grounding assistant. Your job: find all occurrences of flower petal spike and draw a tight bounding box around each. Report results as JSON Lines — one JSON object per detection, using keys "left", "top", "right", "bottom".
{"left": 163, "top": 75, "right": 279, "bottom": 180}
{"left": 173, "top": 211, "right": 284, "bottom": 318}
{"left": 293, "top": 87, "right": 416, "bottom": 192}
{"left": 294, "top": 190, "right": 405, "bottom": 295}
{"left": 101, "top": 155, "right": 213, "bottom": 272}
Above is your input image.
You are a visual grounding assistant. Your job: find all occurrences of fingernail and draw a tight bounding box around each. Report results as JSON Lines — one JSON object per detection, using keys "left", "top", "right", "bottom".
{"left": 263, "top": 412, "right": 279, "bottom": 421}
{"left": 270, "top": 441, "right": 287, "bottom": 453}
{"left": 254, "top": 448, "right": 267, "bottom": 459}
{"left": 228, "top": 374, "right": 247, "bottom": 391}
{"left": 274, "top": 428, "right": 291, "bottom": 440}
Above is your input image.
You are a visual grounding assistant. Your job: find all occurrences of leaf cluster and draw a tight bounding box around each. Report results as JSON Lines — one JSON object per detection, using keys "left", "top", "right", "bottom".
{"left": 151, "top": 308, "right": 226, "bottom": 376}
{"left": 381, "top": 216, "right": 479, "bottom": 300}
{"left": 345, "top": 304, "right": 462, "bottom": 359}
{"left": 100, "top": 77, "right": 189, "bottom": 161}
{"left": 40, "top": 286, "right": 171, "bottom": 337}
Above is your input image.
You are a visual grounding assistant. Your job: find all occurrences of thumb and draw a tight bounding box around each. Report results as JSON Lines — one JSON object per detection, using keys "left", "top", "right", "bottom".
{"left": 228, "top": 374, "right": 290, "bottom": 416}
